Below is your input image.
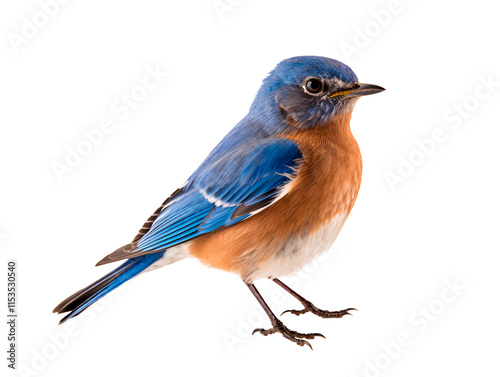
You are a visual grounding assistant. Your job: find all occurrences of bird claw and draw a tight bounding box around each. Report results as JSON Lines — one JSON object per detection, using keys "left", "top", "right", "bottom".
{"left": 281, "top": 308, "right": 308, "bottom": 316}
{"left": 252, "top": 318, "right": 324, "bottom": 349}
{"left": 281, "top": 301, "right": 357, "bottom": 319}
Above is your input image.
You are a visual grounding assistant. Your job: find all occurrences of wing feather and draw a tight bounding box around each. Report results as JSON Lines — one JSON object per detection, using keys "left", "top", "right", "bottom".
{"left": 96, "top": 137, "right": 302, "bottom": 266}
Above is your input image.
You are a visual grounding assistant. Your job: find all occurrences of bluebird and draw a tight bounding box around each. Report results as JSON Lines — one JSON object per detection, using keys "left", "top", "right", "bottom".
{"left": 54, "top": 56, "right": 384, "bottom": 349}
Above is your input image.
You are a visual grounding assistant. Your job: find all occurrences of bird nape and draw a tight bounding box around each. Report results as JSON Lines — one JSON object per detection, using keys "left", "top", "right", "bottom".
{"left": 54, "top": 55, "right": 384, "bottom": 349}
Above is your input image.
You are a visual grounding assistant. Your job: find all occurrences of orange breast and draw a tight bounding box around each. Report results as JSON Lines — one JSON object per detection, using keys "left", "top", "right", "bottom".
{"left": 189, "top": 108, "right": 362, "bottom": 281}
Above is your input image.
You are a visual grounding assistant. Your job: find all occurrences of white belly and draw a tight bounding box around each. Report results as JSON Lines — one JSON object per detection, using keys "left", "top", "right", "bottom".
{"left": 248, "top": 211, "right": 348, "bottom": 281}
{"left": 139, "top": 243, "right": 192, "bottom": 275}
{"left": 138, "top": 210, "right": 348, "bottom": 280}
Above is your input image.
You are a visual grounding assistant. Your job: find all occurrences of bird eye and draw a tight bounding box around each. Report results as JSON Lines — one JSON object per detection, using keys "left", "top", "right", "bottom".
{"left": 303, "top": 78, "right": 323, "bottom": 95}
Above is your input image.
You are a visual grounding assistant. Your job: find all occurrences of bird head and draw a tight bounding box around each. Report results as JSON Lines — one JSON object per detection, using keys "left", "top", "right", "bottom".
{"left": 250, "top": 56, "right": 384, "bottom": 132}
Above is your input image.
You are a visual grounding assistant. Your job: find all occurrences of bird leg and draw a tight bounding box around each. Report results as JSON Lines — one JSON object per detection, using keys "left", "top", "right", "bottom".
{"left": 273, "top": 278, "right": 357, "bottom": 318}
{"left": 246, "top": 283, "right": 324, "bottom": 349}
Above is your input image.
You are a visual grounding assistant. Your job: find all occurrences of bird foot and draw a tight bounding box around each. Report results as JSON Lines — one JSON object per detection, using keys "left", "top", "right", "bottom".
{"left": 252, "top": 318, "right": 324, "bottom": 349}
{"left": 281, "top": 300, "right": 357, "bottom": 319}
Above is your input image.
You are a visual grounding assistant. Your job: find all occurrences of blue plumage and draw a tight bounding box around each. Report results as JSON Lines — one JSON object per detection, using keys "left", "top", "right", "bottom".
{"left": 137, "top": 137, "right": 302, "bottom": 252}
{"left": 54, "top": 56, "right": 377, "bottom": 325}
{"left": 250, "top": 56, "right": 358, "bottom": 129}
{"left": 54, "top": 136, "right": 301, "bottom": 322}
{"left": 57, "top": 253, "right": 164, "bottom": 323}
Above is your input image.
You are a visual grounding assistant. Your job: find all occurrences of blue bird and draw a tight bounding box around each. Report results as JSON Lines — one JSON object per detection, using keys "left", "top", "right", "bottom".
{"left": 54, "top": 56, "right": 384, "bottom": 348}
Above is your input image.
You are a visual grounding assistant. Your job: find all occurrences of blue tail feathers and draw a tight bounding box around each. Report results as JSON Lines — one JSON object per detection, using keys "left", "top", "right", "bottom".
{"left": 53, "top": 252, "right": 164, "bottom": 324}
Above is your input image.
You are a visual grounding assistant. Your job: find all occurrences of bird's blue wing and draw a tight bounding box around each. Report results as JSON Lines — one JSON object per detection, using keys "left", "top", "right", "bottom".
{"left": 138, "top": 137, "right": 301, "bottom": 251}
{"left": 96, "top": 137, "right": 302, "bottom": 265}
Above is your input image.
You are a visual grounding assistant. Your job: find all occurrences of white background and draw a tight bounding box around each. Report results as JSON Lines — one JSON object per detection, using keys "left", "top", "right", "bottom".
{"left": 1, "top": 0, "right": 499, "bottom": 376}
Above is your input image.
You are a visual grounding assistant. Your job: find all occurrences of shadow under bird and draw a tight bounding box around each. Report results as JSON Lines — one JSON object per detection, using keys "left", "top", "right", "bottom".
{"left": 54, "top": 56, "right": 384, "bottom": 349}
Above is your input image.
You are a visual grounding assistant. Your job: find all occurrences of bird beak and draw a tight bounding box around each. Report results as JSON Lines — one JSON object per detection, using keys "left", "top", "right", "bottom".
{"left": 330, "top": 83, "right": 385, "bottom": 98}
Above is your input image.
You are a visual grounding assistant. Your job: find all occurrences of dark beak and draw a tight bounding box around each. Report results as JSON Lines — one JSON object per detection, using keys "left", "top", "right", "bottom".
{"left": 330, "top": 83, "right": 385, "bottom": 98}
